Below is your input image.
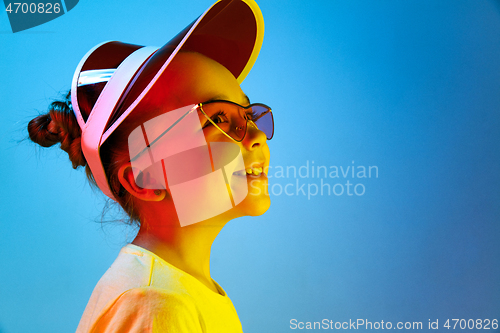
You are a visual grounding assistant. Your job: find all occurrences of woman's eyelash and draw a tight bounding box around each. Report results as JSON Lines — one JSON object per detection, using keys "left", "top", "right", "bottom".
{"left": 246, "top": 110, "right": 257, "bottom": 120}
{"left": 213, "top": 110, "right": 226, "bottom": 119}
{"left": 203, "top": 110, "right": 226, "bottom": 128}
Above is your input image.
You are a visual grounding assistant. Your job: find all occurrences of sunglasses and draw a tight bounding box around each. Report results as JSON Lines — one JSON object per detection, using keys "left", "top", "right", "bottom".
{"left": 128, "top": 100, "right": 274, "bottom": 164}
{"left": 123, "top": 100, "right": 273, "bottom": 199}
{"left": 198, "top": 100, "right": 274, "bottom": 142}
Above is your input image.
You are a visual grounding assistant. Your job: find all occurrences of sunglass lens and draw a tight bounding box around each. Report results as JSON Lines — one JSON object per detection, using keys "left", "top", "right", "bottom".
{"left": 251, "top": 105, "right": 274, "bottom": 140}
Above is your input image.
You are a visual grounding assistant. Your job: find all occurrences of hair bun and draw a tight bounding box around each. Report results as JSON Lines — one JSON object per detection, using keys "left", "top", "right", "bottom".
{"left": 28, "top": 91, "right": 87, "bottom": 169}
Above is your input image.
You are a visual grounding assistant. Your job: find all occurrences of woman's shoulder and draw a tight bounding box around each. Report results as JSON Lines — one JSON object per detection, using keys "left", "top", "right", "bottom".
{"left": 76, "top": 245, "right": 200, "bottom": 332}
{"left": 82, "top": 245, "right": 194, "bottom": 311}
{"left": 76, "top": 244, "right": 242, "bottom": 332}
{"left": 78, "top": 287, "right": 202, "bottom": 333}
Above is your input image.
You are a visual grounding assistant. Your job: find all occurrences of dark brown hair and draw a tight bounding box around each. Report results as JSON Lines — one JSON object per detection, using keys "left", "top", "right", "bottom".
{"left": 27, "top": 91, "right": 141, "bottom": 224}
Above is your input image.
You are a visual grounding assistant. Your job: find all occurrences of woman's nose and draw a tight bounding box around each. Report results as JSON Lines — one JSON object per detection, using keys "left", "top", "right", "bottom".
{"left": 242, "top": 121, "right": 267, "bottom": 151}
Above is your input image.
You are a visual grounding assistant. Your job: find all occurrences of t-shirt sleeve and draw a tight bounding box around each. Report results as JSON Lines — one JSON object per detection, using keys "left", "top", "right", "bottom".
{"left": 88, "top": 287, "right": 204, "bottom": 333}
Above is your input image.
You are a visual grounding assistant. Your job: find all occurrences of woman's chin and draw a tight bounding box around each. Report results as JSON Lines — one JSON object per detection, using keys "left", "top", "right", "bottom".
{"left": 224, "top": 173, "right": 271, "bottom": 217}
{"left": 247, "top": 195, "right": 271, "bottom": 216}
{"left": 233, "top": 195, "right": 270, "bottom": 217}
{"left": 236, "top": 181, "right": 271, "bottom": 216}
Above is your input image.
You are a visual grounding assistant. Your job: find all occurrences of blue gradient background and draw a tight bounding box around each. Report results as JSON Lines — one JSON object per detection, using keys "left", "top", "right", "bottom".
{"left": 1, "top": 1, "right": 499, "bottom": 332}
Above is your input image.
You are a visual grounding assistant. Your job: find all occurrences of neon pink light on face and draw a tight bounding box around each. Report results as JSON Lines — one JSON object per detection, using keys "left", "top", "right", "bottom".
{"left": 128, "top": 105, "right": 248, "bottom": 226}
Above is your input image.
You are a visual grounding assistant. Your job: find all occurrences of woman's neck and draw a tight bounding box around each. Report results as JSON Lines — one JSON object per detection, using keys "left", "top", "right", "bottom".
{"left": 132, "top": 219, "right": 226, "bottom": 294}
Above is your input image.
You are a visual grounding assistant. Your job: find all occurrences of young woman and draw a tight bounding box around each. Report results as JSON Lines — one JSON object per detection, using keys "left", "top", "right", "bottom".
{"left": 27, "top": 0, "right": 273, "bottom": 331}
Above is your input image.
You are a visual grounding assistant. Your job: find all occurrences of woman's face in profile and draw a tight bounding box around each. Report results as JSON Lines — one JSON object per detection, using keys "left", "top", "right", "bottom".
{"left": 189, "top": 58, "right": 271, "bottom": 218}
{"left": 129, "top": 52, "right": 271, "bottom": 223}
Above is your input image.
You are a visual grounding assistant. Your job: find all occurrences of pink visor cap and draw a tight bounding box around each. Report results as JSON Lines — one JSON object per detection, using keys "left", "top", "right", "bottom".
{"left": 70, "top": 0, "right": 265, "bottom": 201}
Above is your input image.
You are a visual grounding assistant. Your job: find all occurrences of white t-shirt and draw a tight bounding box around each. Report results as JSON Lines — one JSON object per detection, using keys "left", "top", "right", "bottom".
{"left": 76, "top": 244, "right": 243, "bottom": 332}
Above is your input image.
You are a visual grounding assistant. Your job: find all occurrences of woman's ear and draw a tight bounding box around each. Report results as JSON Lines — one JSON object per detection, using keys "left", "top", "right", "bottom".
{"left": 117, "top": 163, "right": 167, "bottom": 201}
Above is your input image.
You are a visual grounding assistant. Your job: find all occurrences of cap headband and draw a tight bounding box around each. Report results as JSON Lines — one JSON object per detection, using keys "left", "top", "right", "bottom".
{"left": 70, "top": 0, "right": 264, "bottom": 200}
